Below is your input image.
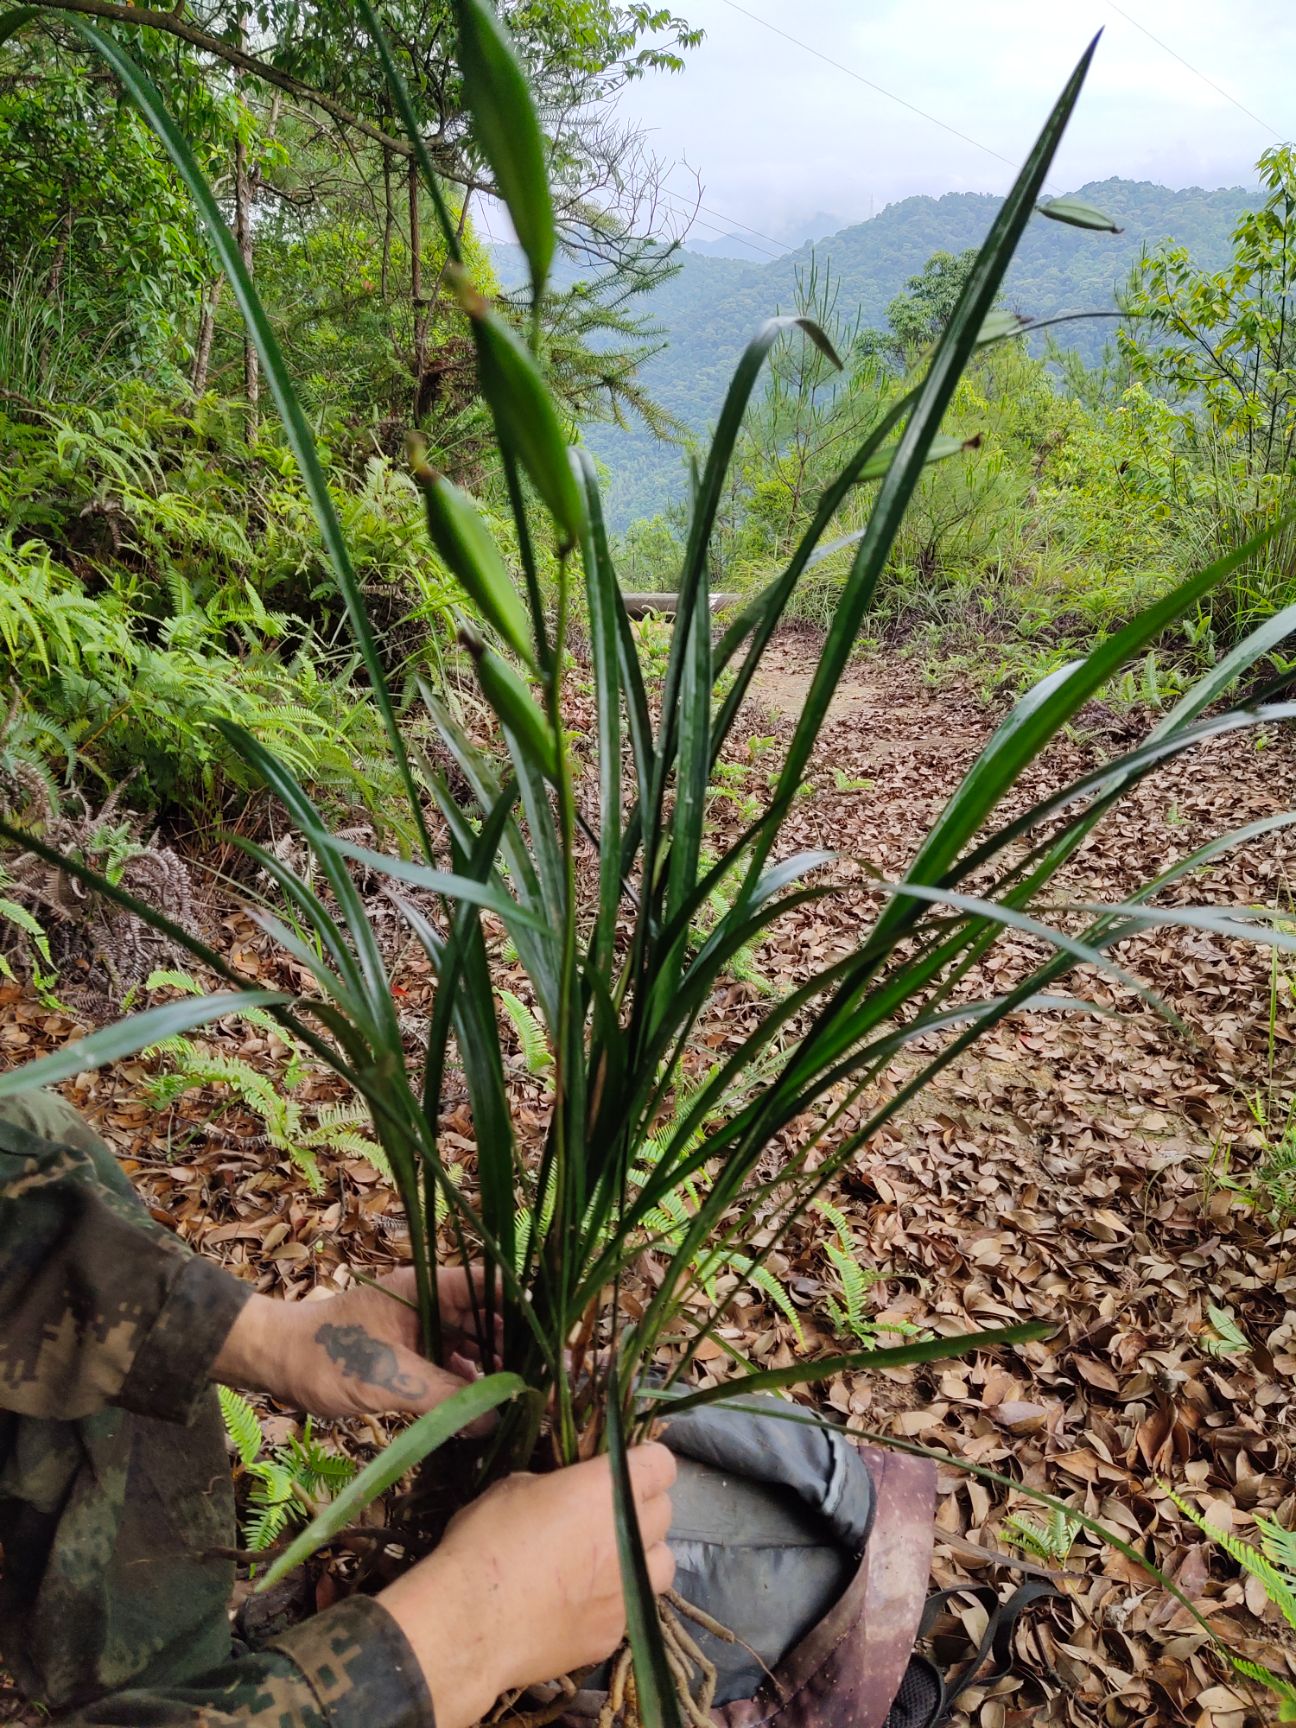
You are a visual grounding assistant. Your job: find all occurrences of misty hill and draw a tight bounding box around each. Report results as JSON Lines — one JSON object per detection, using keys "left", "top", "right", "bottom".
{"left": 496, "top": 176, "right": 1254, "bottom": 528}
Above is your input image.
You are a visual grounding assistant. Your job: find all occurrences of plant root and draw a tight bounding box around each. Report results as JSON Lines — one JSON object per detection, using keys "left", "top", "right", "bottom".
{"left": 660, "top": 1603, "right": 718, "bottom": 1718}
{"left": 595, "top": 1645, "right": 633, "bottom": 1728}
{"left": 490, "top": 1597, "right": 740, "bottom": 1728}
{"left": 664, "top": 1590, "right": 738, "bottom": 1647}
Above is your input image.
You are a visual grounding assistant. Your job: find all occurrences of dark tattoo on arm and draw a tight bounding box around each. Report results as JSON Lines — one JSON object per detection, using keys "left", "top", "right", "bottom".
{"left": 315, "top": 1323, "right": 427, "bottom": 1400}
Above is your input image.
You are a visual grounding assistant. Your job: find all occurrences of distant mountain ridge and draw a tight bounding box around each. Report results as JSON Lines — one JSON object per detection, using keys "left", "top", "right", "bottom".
{"left": 493, "top": 176, "right": 1255, "bottom": 528}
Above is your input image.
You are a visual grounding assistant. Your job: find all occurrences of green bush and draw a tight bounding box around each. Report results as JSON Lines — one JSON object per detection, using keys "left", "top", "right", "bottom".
{"left": 0, "top": 392, "right": 465, "bottom": 817}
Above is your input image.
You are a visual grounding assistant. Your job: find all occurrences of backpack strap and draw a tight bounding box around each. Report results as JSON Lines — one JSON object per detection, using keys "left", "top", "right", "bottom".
{"left": 848, "top": 1446, "right": 939, "bottom": 1728}
{"left": 889, "top": 1578, "right": 1063, "bottom": 1728}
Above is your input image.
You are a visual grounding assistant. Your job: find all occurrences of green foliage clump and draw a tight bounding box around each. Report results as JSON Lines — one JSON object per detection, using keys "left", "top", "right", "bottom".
{"left": 219, "top": 1385, "right": 358, "bottom": 1553}
{"left": 0, "top": 392, "right": 462, "bottom": 817}
{"left": 5, "top": 12, "right": 1296, "bottom": 1716}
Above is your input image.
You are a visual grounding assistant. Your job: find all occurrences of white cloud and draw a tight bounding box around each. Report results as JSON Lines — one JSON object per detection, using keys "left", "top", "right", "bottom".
{"left": 614, "top": 0, "right": 1294, "bottom": 239}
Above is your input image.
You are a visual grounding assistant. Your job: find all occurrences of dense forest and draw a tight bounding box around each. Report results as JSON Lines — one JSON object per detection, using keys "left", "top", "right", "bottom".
{"left": 2, "top": 5, "right": 1296, "bottom": 1725}
{"left": 496, "top": 176, "right": 1253, "bottom": 524}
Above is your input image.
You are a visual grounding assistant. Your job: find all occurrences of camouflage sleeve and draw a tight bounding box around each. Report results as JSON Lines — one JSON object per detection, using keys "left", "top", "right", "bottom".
{"left": 50, "top": 1597, "right": 436, "bottom": 1728}
{"left": 0, "top": 1092, "right": 251, "bottom": 1424}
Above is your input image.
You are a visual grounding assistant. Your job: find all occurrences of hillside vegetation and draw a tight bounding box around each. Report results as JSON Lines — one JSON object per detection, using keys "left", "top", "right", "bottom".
{"left": 491, "top": 177, "right": 1251, "bottom": 525}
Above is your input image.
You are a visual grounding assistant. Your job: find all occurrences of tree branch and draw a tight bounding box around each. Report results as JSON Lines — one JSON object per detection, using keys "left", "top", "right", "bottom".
{"left": 26, "top": 0, "right": 423, "bottom": 162}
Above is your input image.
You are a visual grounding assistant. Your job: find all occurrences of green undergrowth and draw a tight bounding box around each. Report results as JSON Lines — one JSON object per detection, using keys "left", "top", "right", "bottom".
{"left": 0, "top": 388, "right": 474, "bottom": 821}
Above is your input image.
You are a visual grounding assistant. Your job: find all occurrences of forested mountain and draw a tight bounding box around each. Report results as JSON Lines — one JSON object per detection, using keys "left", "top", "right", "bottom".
{"left": 499, "top": 177, "right": 1254, "bottom": 527}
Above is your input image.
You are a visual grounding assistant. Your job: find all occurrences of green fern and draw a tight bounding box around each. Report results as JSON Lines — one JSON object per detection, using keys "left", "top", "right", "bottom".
{"left": 141, "top": 975, "right": 389, "bottom": 1186}
{"left": 1167, "top": 1487, "right": 1296, "bottom": 1718}
{"left": 1229, "top": 1656, "right": 1296, "bottom": 1722}
{"left": 733, "top": 1254, "right": 806, "bottom": 1347}
{"left": 1259, "top": 1514, "right": 1296, "bottom": 1578}
{"left": 1202, "top": 1303, "right": 1251, "bottom": 1358}
{"left": 1168, "top": 1488, "right": 1296, "bottom": 1636}
{"left": 823, "top": 1240, "right": 886, "bottom": 1342}
{"left": 500, "top": 988, "right": 552, "bottom": 1076}
{"left": 1005, "top": 1506, "right": 1080, "bottom": 1562}
{"left": 814, "top": 1198, "right": 918, "bottom": 1348}
{"left": 218, "top": 1384, "right": 263, "bottom": 1470}
{"left": 0, "top": 886, "right": 65, "bottom": 1009}
{"left": 219, "top": 1393, "right": 359, "bottom": 1554}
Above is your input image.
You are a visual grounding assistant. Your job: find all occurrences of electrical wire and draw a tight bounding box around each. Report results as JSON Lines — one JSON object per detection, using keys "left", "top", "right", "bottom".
{"left": 1101, "top": 0, "right": 1284, "bottom": 141}
{"left": 716, "top": 0, "right": 1024, "bottom": 173}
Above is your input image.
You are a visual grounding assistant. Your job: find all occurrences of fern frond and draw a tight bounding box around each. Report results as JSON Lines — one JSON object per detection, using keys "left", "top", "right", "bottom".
{"left": 739, "top": 1257, "right": 806, "bottom": 1346}
{"left": 1168, "top": 1488, "right": 1296, "bottom": 1634}
{"left": 1005, "top": 1506, "right": 1079, "bottom": 1562}
{"left": 218, "top": 1383, "right": 263, "bottom": 1469}
{"left": 812, "top": 1196, "right": 854, "bottom": 1247}
{"left": 1258, "top": 1513, "right": 1296, "bottom": 1578}
{"left": 1228, "top": 1655, "right": 1296, "bottom": 1720}
{"left": 145, "top": 968, "right": 203, "bottom": 996}
{"left": 1203, "top": 1303, "right": 1251, "bottom": 1358}
{"left": 500, "top": 988, "right": 552, "bottom": 1075}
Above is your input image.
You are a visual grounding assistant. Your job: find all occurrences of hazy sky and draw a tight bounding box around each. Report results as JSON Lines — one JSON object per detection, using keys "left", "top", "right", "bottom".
{"left": 606, "top": 0, "right": 1295, "bottom": 250}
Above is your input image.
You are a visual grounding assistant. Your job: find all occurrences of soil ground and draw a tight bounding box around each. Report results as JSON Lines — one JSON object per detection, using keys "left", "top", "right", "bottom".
{"left": 3, "top": 632, "right": 1295, "bottom": 1726}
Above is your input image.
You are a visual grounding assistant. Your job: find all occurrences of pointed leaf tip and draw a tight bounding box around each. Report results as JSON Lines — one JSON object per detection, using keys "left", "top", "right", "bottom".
{"left": 452, "top": 0, "right": 555, "bottom": 302}
{"left": 1036, "top": 196, "right": 1122, "bottom": 233}
{"left": 794, "top": 316, "right": 844, "bottom": 370}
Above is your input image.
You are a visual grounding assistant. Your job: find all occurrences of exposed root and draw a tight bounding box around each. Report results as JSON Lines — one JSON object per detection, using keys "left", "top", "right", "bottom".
{"left": 595, "top": 1645, "right": 633, "bottom": 1728}
{"left": 660, "top": 1604, "right": 717, "bottom": 1718}
{"left": 664, "top": 1590, "right": 738, "bottom": 1647}
{"left": 485, "top": 1597, "right": 743, "bottom": 1728}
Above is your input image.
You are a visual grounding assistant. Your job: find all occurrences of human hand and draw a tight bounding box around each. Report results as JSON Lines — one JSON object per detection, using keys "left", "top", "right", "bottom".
{"left": 212, "top": 1265, "right": 499, "bottom": 1420}
{"left": 379, "top": 1445, "right": 677, "bottom": 1728}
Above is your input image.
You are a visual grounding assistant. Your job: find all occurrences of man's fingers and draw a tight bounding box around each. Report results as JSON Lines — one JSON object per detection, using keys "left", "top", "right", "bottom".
{"left": 627, "top": 1442, "right": 677, "bottom": 1500}
{"left": 409, "top": 1363, "right": 499, "bottom": 1434}
{"left": 638, "top": 1490, "right": 673, "bottom": 1549}
{"left": 646, "top": 1541, "right": 676, "bottom": 1596}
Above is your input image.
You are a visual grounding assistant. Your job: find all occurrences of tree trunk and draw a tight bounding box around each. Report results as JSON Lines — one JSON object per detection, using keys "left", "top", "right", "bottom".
{"left": 381, "top": 147, "right": 394, "bottom": 302}
{"left": 190, "top": 275, "right": 224, "bottom": 396}
{"left": 409, "top": 160, "right": 428, "bottom": 422}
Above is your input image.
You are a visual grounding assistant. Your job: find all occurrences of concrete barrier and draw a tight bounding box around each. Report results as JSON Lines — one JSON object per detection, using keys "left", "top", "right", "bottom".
{"left": 621, "top": 592, "right": 742, "bottom": 619}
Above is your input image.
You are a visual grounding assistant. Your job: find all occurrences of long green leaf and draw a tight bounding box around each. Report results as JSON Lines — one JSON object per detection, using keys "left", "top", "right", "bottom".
{"left": 606, "top": 1364, "right": 681, "bottom": 1728}
{"left": 0, "top": 991, "right": 290, "bottom": 1097}
{"left": 898, "top": 519, "right": 1290, "bottom": 917}
{"left": 461, "top": 291, "right": 584, "bottom": 545}
{"left": 258, "top": 1374, "right": 527, "bottom": 1589}
{"left": 753, "top": 40, "right": 1099, "bottom": 880}
{"left": 572, "top": 449, "right": 623, "bottom": 980}
{"left": 451, "top": 0, "right": 554, "bottom": 302}
{"left": 653, "top": 1322, "right": 1052, "bottom": 1413}
{"left": 0, "top": 7, "right": 38, "bottom": 49}
{"left": 327, "top": 838, "right": 552, "bottom": 935}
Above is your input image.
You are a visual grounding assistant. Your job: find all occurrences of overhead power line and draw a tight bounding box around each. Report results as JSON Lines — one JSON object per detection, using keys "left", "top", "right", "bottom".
{"left": 715, "top": 0, "right": 1023, "bottom": 174}
{"left": 656, "top": 186, "right": 791, "bottom": 258}
{"left": 1101, "top": 0, "right": 1285, "bottom": 141}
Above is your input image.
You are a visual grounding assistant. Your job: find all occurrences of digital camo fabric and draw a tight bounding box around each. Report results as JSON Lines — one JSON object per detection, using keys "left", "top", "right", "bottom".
{"left": 0, "top": 1091, "right": 433, "bottom": 1728}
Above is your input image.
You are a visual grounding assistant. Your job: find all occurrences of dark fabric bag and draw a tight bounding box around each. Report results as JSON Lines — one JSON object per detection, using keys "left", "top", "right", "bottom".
{"left": 562, "top": 1397, "right": 1055, "bottom": 1728}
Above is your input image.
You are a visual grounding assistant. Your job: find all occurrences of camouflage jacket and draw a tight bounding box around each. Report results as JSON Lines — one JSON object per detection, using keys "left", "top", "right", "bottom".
{"left": 0, "top": 1091, "right": 434, "bottom": 1728}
